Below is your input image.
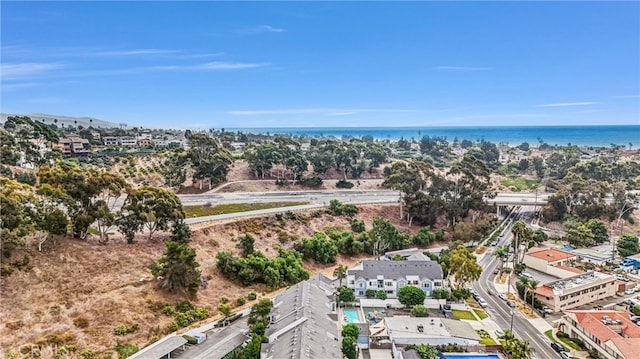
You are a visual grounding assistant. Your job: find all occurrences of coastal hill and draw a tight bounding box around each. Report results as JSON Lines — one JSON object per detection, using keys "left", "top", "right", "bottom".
{"left": 0, "top": 113, "right": 123, "bottom": 130}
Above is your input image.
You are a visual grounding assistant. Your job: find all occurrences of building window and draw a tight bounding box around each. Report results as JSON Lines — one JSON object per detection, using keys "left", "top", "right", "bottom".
{"left": 423, "top": 283, "right": 429, "bottom": 288}
{"left": 358, "top": 291, "right": 364, "bottom": 296}
{"left": 349, "top": 280, "right": 355, "bottom": 285}
{"left": 385, "top": 281, "right": 393, "bottom": 287}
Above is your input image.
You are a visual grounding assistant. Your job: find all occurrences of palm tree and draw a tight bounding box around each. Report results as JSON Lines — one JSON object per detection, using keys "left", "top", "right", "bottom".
{"left": 527, "top": 279, "right": 539, "bottom": 309}
{"left": 495, "top": 245, "right": 509, "bottom": 268}
{"left": 510, "top": 338, "right": 534, "bottom": 359}
{"left": 333, "top": 264, "right": 347, "bottom": 287}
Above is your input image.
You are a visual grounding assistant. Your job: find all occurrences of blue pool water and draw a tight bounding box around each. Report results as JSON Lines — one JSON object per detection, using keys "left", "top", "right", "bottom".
{"left": 344, "top": 309, "right": 360, "bottom": 324}
{"left": 444, "top": 355, "right": 500, "bottom": 359}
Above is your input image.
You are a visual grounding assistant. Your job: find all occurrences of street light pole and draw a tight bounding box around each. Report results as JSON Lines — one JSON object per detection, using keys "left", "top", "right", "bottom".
{"left": 510, "top": 309, "right": 515, "bottom": 332}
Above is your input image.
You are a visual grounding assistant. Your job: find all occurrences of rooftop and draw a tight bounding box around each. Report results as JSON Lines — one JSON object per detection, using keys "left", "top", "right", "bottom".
{"left": 565, "top": 310, "right": 640, "bottom": 359}
{"left": 261, "top": 274, "right": 340, "bottom": 359}
{"left": 542, "top": 271, "right": 615, "bottom": 294}
{"left": 555, "top": 265, "right": 585, "bottom": 274}
{"left": 349, "top": 260, "right": 443, "bottom": 281}
{"left": 382, "top": 248, "right": 429, "bottom": 261}
{"left": 526, "top": 248, "right": 576, "bottom": 262}
{"left": 385, "top": 317, "right": 480, "bottom": 341}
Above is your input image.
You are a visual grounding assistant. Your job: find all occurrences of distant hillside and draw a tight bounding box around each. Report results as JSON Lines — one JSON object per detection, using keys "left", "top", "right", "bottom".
{"left": 0, "top": 112, "right": 123, "bottom": 129}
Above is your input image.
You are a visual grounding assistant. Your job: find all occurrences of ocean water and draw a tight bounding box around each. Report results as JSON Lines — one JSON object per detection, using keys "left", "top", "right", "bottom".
{"left": 229, "top": 125, "right": 640, "bottom": 148}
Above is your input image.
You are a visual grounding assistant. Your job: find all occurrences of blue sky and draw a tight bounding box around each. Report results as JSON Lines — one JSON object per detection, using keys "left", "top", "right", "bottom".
{"left": 1, "top": 1, "right": 639, "bottom": 129}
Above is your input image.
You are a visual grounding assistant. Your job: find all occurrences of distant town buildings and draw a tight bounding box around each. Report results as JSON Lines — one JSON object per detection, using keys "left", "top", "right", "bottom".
{"left": 55, "top": 134, "right": 90, "bottom": 157}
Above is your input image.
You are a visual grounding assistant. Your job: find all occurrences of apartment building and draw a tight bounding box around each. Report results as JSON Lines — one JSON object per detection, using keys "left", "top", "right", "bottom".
{"left": 346, "top": 260, "right": 445, "bottom": 299}
{"left": 534, "top": 271, "right": 617, "bottom": 312}
{"left": 559, "top": 310, "right": 640, "bottom": 359}
{"left": 55, "top": 135, "right": 90, "bottom": 156}
{"left": 102, "top": 136, "right": 118, "bottom": 145}
{"left": 118, "top": 137, "right": 137, "bottom": 146}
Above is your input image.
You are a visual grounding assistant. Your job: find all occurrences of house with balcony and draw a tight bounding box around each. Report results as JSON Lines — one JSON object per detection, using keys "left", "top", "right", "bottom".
{"left": 102, "top": 136, "right": 118, "bottom": 145}
{"left": 55, "top": 135, "right": 90, "bottom": 157}
{"left": 559, "top": 310, "right": 640, "bottom": 359}
{"left": 346, "top": 260, "right": 445, "bottom": 299}
{"left": 118, "top": 136, "right": 137, "bottom": 146}
{"left": 534, "top": 271, "right": 617, "bottom": 313}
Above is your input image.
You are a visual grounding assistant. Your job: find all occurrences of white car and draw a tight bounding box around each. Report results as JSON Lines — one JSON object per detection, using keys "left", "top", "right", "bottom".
{"left": 626, "top": 289, "right": 635, "bottom": 295}
{"left": 495, "top": 329, "right": 505, "bottom": 337}
{"left": 499, "top": 293, "right": 508, "bottom": 301}
{"left": 478, "top": 298, "right": 489, "bottom": 308}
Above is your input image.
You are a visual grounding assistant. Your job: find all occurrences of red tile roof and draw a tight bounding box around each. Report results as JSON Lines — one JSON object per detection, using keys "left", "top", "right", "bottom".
{"left": 555, "top": 265, "right": 585, "bottom": 274}
{"left": 527, "top": 248, "right": 576, "bottom": 262}
{"left": 567, "top": 310, "right": 640, "bottom": 359}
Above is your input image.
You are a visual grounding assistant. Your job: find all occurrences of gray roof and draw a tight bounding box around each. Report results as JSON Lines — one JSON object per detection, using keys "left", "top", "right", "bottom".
{"left": 349, "top": 260, "right": 443, "bottom": 281}
{"left": 402, "top": 350, "right": 423, "bottom": 359}
{"left": 128, "top": 335, "right": 186, "bottom": 359}
{"left": 261, "top": 274, "right": 340, "bottom": 359}
{"left": 385, "top": 317, "right": 480, "bottom": 341}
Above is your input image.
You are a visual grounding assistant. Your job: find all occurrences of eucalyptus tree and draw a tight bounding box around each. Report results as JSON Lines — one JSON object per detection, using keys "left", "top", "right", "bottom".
{"left": 442, "top": 154, "right": 493, "bottom": 227}
{"left": 120, "top": 186, "right": 184, "bottom": 241}
{"left": 187, "top": 133, "right": 232, "bottom": 189}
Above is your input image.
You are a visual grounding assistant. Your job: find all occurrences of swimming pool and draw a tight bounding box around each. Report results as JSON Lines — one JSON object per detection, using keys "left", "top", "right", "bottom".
{"left": 344, "top": 309, "right": 361, "bottom": 324}
{"left": 443, "top": 355, "right": 500, "bottom": 359}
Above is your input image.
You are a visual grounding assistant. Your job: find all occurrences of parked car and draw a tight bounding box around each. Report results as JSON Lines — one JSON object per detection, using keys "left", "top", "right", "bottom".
{"left": 520, "top": 272, "right": 534, "bottom": 279}
{"left": 478, "top": 299, "right": 489, "bottom": 308}
{"left": 626, "top": 288, "right": 635, "bottom": 295}
{"left": 493, "top": 268, "right": 500, "bottom": 274}
{"left": 550, "top": 342, "right": 564, "bottom": 353}
{"left": 542, "top": 307, "right": 553, "bottom": 314}
{"left": 499, "top": 293, "right": 508, "bottom": 301}
{"left": 495, "top": 329, "right": 505, "bottom": 337}
{"left": 560, "top": 351, "right": 571, "bottom": 359}
{"left": 507, "top": 300, "right": 516, "bottom": 308}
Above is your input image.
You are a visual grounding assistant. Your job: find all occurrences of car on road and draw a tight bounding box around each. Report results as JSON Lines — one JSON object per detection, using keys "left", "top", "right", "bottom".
{"left": 493, "top": 268, "right": 500, "bottom": 274}
{"left": 478, "top": 298, "right": 489, "bottom": 308}
{"left": 506, "top": 300, "right": 516, "bottom": 308}
{"left": 626, "top": 288, "right": 635, "bottom": 295}
{"left": 495, "top": 329, "right": 505, "bottom": 337}
{"left": 560, "top": 352, "right": 571, "bottom": 359}
{"left": 550, "top": 342, "right": 564, "bottom": 353}
{"left": 499, "top": 293, "right": 508, "bottom": 301}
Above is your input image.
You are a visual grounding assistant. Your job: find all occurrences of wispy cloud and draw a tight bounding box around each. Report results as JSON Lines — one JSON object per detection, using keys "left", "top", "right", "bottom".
{"left": 1, "top": 82, "right": 41, "bottom": 91}
{"left": 536, "top": 102, "right": 599, "bottom": 107}
{"left": 3, "top": 45, "right": 223, "bottom": 60}
{"left": 1, "top": 62, "right": 63, "bottom": 79}
{"left": 236, "top": 25, "right": 287, "bottom": 35}
{"left": 228, "top": 108, "right": 419, "bottom": 116}
{"left": 435, "top": 66, "right": 491, "bottom": 72}
{"left": 151, "top": 61, "right": 268, "bottom": 71}
{"left": 89, "top": 49, "right": 181, "bottom": 56}
{"left": 463, "top": 113, "right": 549, "bottom": 119}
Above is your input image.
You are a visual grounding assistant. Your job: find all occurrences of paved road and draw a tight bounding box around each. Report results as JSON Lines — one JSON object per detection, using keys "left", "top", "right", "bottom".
{"left": 173, "top": 317, "right": 249, "bottom": 359}
{"left": 177, "top": 190, "right": 551, "bottom": 207}
{"left": 473, "top": 207, "right": 559, "bottom": 359}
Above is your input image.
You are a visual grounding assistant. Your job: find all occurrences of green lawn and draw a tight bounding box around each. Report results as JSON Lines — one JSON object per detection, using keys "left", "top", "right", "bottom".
{"left": 558, "top": 336, "right": 584, "bottom": 351}
{"left": 545, "top": 330, "right": 571, "bottom": 352}
{"left": 480, "top": 337, "right": 497, "bottom": 345}
{"left": 451, "top": 310, "right": 477, "bottom": 321}
{"left": 183, "top": 202, "right": 309, "bottom": 217}
{"left": 501, "top": 178, "right": 540, "bottom": 192}
{"left": 473, "top": 309, "right": 488, "bottom": 320}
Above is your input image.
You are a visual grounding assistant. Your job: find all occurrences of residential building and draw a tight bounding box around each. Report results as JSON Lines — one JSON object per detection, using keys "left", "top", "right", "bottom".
{"left": 559, "top": 310, "right": 640, "bottom": 359}
{"left": 381, "top": 248, "right": 429, "bottom": 261}
{"left": 385, "top": 317, "right": 480, "bottom": 347}
{"left": 102, "top": 136, "right": 118, "bottom": 145}
{"left": 346, "top": 260, "right": 445, "bottom": 299}
{"left": 260, "top": 274, "right": 340, "bottom": 359}
{"left": 90, "top": 131, "right": 101, "bottom": 141}
{"left": 569, "top": 244, "right": 615, "bottom": 266}
{"left": 118, "top": 136, "right": 137, "bottom": 146}
{"left": 151, "top": 139, "right": 168, "bottom": 147}
{"left": 55, "top": 135, "right": 90, "bottom": 156}
{"left": 137, "top": 138, "right": 151, "bottom": 147}
{"left": 534, "top": 271, "right": 617, "bottom": 313}
{"left": 524, "top": 247, "right": 581, "bottom": 278}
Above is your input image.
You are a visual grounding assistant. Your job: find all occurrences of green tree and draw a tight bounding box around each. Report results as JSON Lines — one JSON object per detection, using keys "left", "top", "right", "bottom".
{"left": 239, "top": 234, "right": 255, "bottom": 257}
{"left": 350, "top": 218, "right": 366, "bottom": 233}
{"left": 430, "top": 288, "right": 451, "bottom": 300}
{"left": 448, "top": 245, "right": 482, "bottom": 288}
{"left": 365, "top": 289, "right": 376, "bottom": 298}
{"left": 187, "top": 133, "right": 233, "bottom": 189}
{"left": 398, "top": 285, "right": 426, "bottom": 307}
{"left": 248, "top": 299, "right": 273, "bottom": 327}
{"left": 414, "top": 344, "right": 439, "bottom": 359}
{"left": 122, "top": 186, "right": 184, "bottom": 240}
{"left": 333, "top": 264, "right": 347, "bottom": 287}
{"left": 338, "top": 286, "right": 355, "bottom": 303}
{"left": 149, "top": 241, "right": 201, "bottom": 297}
{"left": 218, "top": 303, "right": 232, "bottom": 319}
{"left": 565, "top": 221, "right": 595, "bottom": 248}
{"left": 586, "top": 219, "right": 609, "bottom": 244}
{"left": 341, "top": 336, "right": 357, "bottom": 359}
{"left": 296, "top": 232, "right": 338, "bottom": 264}
{"left": 413, "top": 226, "right": 435, "bottom": 246}
{"left": 170, "top": 220, "right": 192, "bottom": 243}
{"left": 375, "top": 290, "right": 388, "bottom": 300}
{"left": 618, "top": 234, "right": 640, "bottom": 257}
{"left": 342, "top": 323, "right": 359, "bottom": 339}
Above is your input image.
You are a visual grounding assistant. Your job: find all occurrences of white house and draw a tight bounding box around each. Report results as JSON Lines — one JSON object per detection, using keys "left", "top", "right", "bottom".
{"left": 346, "top": 260, "right": 445, "bottom": 298}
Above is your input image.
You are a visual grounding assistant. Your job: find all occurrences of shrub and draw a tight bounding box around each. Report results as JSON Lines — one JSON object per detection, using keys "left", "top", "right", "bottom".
{"left": 247, "top": 292, "right": 257, "bottom": 300}
{"left": 299, "top": 176, "right": 323, "bottom": 188}
{"left": 114, "top": 342, "right": 139, "bottom": 359}
{"left": 411, "top": 305, "right": 430, "bottom": 317}
{"left": 113, "top": 324, "right": 127, "bottom": 336}
{"left": 365, "top": 289, "right": 376, "bottom": 299}
{"left": 162, "top": 305, "right": 175, "bottom": 316}
{"left": 237, "top": 297, "right": 246, "bottom": 306}
{"left": 336, "top": 179, "right": 354, "bottom": 189}
{"left": 176, "top": 300, "right": 195, "bottom": 313}
{"left": 80, "top": 349, "right": 94, "bottom": 359}
{"left": 351, "top": 218, "right": 366, "bottom": 233}
{"left": 220, "top": 297, "right": 229, "bottom": 304}
{"left": 375, "top": 290, "right": 388, "bottom": 300}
